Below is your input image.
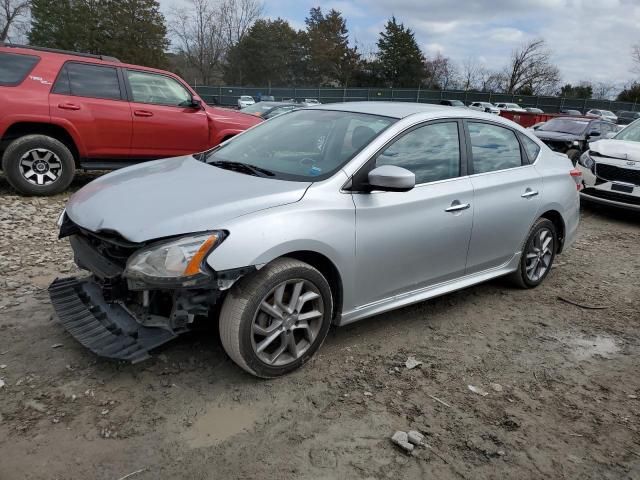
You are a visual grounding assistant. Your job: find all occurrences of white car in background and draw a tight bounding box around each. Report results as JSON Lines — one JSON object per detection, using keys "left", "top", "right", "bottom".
{"left": 468, "top": 102, "right": 501, "bottom": 114}
{"left": 585, "top": 109, "right": 618, "bottom": 124}
{"left": 495, "top": 103, "right": 527, "bottom": 113}
{"left": 238, "top": 95, "right": 255, "bottom": 109}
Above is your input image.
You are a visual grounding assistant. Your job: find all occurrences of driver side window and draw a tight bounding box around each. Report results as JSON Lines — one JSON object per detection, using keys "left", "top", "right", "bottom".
{"left": 376, "top": 122, "right": 461, "bottom": 184}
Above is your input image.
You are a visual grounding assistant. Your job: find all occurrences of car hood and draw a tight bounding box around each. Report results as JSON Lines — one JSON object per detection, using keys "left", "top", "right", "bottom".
{"left": 534, "top": 130, "right": 582, "bottom": 142}
{"left": 205, "top": 106, "right": 261, "bottom": 128}
{"left": 590, "top": 139, "right": 640, "bottom": 162}
{"left": 65, "top": 156, "right": 310, "bottom": 242}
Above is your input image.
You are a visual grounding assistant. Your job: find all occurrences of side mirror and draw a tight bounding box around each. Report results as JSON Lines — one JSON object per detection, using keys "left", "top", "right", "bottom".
{"left": 367, "top": 165, "right": 415, "bottom": 192}
{"left": 190, "top": 98, "right": 203, "bottom": 109}
{"left": 588, "top": 131, "right": 600, "bottom": 137}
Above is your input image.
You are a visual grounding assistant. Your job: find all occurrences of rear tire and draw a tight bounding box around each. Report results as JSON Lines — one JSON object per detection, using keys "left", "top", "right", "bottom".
{"left": 2, "top": 134, "right": 75, "bottom": 196}
{"left": 219, "top": 257, "right": 333, "bottom": 378}
{"left": 510, "top": 218, "right": 557, "bottom": 289}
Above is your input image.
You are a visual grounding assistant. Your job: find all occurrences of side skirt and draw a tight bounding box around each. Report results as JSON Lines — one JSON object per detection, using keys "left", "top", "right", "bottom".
{"left": 337, "top": 253, "right": 521, "bottom": 326}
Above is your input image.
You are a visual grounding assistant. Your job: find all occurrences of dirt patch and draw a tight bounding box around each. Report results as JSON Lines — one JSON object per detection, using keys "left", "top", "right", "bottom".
{"left": 0, "top": 173, "right": 639, "bottom": 479}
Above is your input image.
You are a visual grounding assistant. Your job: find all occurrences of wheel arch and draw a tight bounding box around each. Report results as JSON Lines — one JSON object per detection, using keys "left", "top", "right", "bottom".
{"left": 274, "top": 250, "right": 344, "bottom": 324}
{"left": 1, "top": 122, "right": 80, "bottom": 166}
{"left": 539, "top": 209, "right": 566, "bottom": 253}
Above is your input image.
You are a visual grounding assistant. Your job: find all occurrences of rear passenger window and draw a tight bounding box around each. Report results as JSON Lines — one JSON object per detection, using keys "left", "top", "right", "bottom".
{"left": 519, "top": 134, "right": 541, "bottom": 163}
{"left": 377, "top": 122, "right": 460, "bottom": 184}
{"left": 53, "top": 63, "right": 122, "bottom": 100}
{"left": 0, "top": 52, "right": 39, "bottom": 86}
{"left": 468, "top": 122, "right": 523, "bottom": 174}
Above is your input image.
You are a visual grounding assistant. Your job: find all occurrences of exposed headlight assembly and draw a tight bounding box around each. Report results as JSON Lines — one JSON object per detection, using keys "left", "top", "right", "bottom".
{"left": 578, "top": 151, "right": 595, "bottom": 170}
{"left": 124, "top": 231, "right": 226, "bottom": 286}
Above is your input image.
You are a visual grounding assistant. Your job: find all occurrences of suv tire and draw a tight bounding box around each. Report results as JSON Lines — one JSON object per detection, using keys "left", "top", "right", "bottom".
{"left": 2, "top": 134, "right": 75, "bottom": 196}
{"left": 219, "top": 257, "right": 333, "bottom": 378}
{"left": 510, "top": 218, "right": 557, "bottom": 289}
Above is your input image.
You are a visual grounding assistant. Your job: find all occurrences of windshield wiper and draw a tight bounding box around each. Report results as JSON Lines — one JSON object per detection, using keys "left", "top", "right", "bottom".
{"left": 209, "top": 160, "right": 275, "bottom": 177}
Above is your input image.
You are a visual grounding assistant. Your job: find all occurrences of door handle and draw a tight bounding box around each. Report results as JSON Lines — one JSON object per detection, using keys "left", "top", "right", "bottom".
{"left": 58, "top": 103, "right": 80, "bottom": 111}
{"left": 521, "top": 189, "right": 539, "bottom": 198}
{"left": 445, "top": 201, "right": 471, "bottom": 213}
{"left": 134, "top": 110, "right": 154, "bottom": 117}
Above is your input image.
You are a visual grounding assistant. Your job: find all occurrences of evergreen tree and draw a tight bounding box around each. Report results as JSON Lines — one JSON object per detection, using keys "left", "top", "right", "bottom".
{"left": 225, "top": 18, "right": 302, "bottom": 86}
{"left": 29, "top": 0, "right": 168, "bottom": 68}
{"left": 559, "top": 83, "right": 593, "bottom": 99}
{"left": 376, "top": 17, "right": 425, "bottom": 88}
{"left": 302, "top": 7, "right": 359, "bottom": 86}
{"left": 617, "top": 83, "right": 640, "bottom": 103}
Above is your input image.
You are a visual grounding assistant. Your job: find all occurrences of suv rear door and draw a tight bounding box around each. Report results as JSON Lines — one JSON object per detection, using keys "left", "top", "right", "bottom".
{"left": 124, "top": 69, "right": 209, "bottom": 158}
{"left": 50, "top": 62, "right": 132, "bottom": 159}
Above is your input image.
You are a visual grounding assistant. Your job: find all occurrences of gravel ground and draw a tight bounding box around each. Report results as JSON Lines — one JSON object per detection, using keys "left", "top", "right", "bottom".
{"left": 0, "top": 172, "right": 639, "bottom": 480}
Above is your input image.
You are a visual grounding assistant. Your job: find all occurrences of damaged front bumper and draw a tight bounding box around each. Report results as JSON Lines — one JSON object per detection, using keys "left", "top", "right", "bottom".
{"left": 49, "top": 221, "right": 253, "bottom": 362}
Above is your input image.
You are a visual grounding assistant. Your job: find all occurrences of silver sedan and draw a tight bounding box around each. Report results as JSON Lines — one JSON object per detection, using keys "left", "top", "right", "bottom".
{"left": 51, "top": 102, "right": 581, "bottom": 377}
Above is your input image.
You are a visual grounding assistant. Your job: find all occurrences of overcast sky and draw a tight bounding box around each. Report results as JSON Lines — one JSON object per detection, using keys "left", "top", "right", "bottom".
{"left": 159, "top": 0, "right": 640, "bottom": 87}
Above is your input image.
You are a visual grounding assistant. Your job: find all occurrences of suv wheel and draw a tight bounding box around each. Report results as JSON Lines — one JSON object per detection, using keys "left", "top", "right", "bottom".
{"left": 219, "top": 258, "right": 333, "bottom": 378}
{"left": 510, "top": 218, "right": 557, "bottom": 288}
{"left": 2, "top": 135, "right": 75, "bottom": 196}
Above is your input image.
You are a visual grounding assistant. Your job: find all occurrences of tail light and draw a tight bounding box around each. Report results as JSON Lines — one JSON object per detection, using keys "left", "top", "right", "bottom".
{"left": 570, "top": 168, "right": 583, "bottom": 191}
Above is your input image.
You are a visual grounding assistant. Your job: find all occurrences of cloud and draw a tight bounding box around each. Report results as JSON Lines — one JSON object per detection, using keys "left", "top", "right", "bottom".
{"left": 157, "top": 0, "right": 640, "bottom": 85}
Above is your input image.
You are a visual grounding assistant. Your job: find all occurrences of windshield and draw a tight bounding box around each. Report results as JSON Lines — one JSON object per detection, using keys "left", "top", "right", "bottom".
{"left": 614, "top": 120, "right": 640, "bottom": 142}
{"left": 205, "top": 109, "right": 396, "bottom": 181}
{"left": 539, "top": 118, "right": 589, "bottom": 135}
{"left": 450, "top": 100, "right": 464, "bottom": 106}
{"left": 507, "top": 103, "right": 521, "bottom": 108}
{"left": 602, "top": 110, "right": 615, "bottom": 116}
{"left": 240, "top": 96, "right": 253, "bottom": 100}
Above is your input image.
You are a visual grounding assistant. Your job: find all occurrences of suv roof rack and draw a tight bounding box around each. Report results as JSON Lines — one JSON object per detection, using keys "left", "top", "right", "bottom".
{"left": 0, "top": 42, "right": 120, "bottom": 62}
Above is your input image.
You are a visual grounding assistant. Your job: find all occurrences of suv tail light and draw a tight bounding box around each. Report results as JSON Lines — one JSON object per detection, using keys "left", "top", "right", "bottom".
{"left": 570, "top": 168, "right": 583, "bottom": 191}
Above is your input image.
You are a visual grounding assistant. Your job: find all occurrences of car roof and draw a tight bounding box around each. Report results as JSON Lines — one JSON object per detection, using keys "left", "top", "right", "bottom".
{"left": 311, "top": 101, "right": 470, "bottom": 119}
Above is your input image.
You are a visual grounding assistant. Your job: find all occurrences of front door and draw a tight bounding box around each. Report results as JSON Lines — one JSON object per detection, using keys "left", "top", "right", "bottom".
{"left": 464, "top": 121, "right": 543, "bottom": 273}
{"left": 125, "top": 69, "right": 210, "bottom": 158}
{"left": 352, "top": 121, "right": 474, "bottom": 307}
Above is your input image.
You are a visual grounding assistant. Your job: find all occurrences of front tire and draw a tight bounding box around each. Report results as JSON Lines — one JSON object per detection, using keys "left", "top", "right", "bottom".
{"left": 219, "top": 258, "right": 333, "bottom": 378}
{"left": 2, "top": 135, "right": 75, "bottom": 196}
{"left": 510, "top": 218, "right": 557, "bottom": 289}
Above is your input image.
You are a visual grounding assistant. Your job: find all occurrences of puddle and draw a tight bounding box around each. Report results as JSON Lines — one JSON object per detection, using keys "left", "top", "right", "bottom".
{"left": 563, "top": 335, "right": 619, "bottom": 361}
{"left": 182, "top": 404, "right": 259, "bottom": 448}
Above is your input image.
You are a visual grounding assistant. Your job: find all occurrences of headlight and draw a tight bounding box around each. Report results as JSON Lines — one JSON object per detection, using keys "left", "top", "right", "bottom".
{"left": 124, "top": 232, "right": 226, "bottom": 285}
{"left": 578, "top": 151, "right": 595, "bottom": 170}
{"left": 572, "top": 140, "right": 580, "bottom": 146}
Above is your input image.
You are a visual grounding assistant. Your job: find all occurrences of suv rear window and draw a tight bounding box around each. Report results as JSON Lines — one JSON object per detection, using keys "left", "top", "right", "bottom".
{"left": 52, "top": 62, "right": 122, "bottom": 100}
{"left": 0, "top": 52, "right": 39, "bottom": 86}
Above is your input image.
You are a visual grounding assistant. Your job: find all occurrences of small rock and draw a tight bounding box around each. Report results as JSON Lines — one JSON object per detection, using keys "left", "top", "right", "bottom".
{"left": 364, "top": 391, "right": 373, "bottom": 397}
{"left": 0, "top": 365, "right": 6, "bottom": 369}
{"left": 405, "top": 356, "right": 423, "bottom": 370}
{"left": 391, "top": 431, "right": 414, "bottom": 453}
{"left": 25, "top": 399, "right": 47, "bottom": 413}
{"left": 468, "top": 385, "right": 489, "bottom": 397}
{"left": 51, "top": 343, "right": 63, "bottom": 349}
{"left": 101, "top": 409, "right": 109, "bottom": 415}
{"left": 407, "top": 430, "right": 424, "bottom": 445}
{"left": 0, "top": 379, "right": 4, "bottom": 388}
{"left": 490, "top": 383, "right": 503, "bottom": 392}
{"left": 497, "top": 450, "right": 506, "bottom": 456}
{"left": 628, "top": 394, "right": 637, "bottom": 399}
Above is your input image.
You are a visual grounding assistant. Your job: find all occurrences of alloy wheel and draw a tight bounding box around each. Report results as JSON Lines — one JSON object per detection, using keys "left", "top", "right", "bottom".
{"left": 525, "top": 228, "right": 554, "bottom": 282}
{"left": 19, "top": 148, "right": 63, "bottom": 186}
{"left": 251, "top": 279, "right": 324, "bottom": 366}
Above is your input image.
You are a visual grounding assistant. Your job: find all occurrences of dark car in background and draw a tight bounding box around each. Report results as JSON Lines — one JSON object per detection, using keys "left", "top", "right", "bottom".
{"left": 616, "top": 110, "right": 640, "bottom": 125}
{"left": 534, "top": 117, "right": 617, "bottom": 163}
{"left": 240, "top": 101, "right": 300, "bottom": 120}
{"left": 440, "top": 99, "right": 465, "bottom": 107}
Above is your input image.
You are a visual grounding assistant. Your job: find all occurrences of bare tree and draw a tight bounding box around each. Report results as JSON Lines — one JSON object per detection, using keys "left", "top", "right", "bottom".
{"left": 592, "top": 81, "right": 617, "bottom": 100}
{"left": 460, "top": 57, "right": 482, "bottom": 91}
{"left": 424, "top": 53, "right": 458, "bottom": 90}
{"left": 632, "top": 44, "right": 640, "bottom": 74}
{"left": 170, "top": 0, "right": 262, "bottom": 85}
{"left": 1, "top": 0, "right": 30, "bottom": 42}
{"left": 219, "top": 0, "right": 263, "bottom": 47}
{"left": 504, "top": 39, "right": 560, "bottom": 95}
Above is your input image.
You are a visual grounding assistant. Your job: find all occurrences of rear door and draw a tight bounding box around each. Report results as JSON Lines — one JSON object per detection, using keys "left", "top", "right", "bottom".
{"left": 464, "top": 121, "right": 543, "bottom": 274}
{"left": 125, "top": 69, "right": 209, "bottom": 158}
{"left": 49, "top": 62, "right": 132, "bottom": 158}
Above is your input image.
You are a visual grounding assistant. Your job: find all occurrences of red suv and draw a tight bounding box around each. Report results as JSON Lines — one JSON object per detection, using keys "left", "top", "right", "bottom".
{"left": 0, "top": 44, "right": 262, "bottom": 195}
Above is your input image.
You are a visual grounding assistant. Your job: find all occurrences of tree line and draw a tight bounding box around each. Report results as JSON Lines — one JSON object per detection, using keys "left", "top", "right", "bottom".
{"left": 2, "top": 0, "right": 640, "bottom": 102}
